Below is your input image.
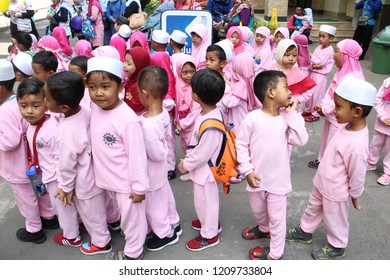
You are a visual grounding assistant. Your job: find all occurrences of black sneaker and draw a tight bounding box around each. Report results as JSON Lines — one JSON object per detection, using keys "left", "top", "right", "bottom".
{"left": 41, "top": 215, "right": 59, "bottom": 230}
{"left": 173, "top": 224, "right": 182, "bottom": 237}
{"left": 286, "top": 226, "right": 312, "bottom": 244}
{"left": 145, "top": 232, "right": 179, "bottom": 251}
{"left": 108, "top": 220, "right": 121, "bottom": 231}
{"left": 168, "top": 170, "right": 176, "bottom": 180}
{"left": 312, "top": 244, "right": 346, "bottom": 260}
{"left": 308, "top": 159, "right": 320, "bottom": 169}
{"left": 16, "top": 228, "right": 46, "bottom": 244}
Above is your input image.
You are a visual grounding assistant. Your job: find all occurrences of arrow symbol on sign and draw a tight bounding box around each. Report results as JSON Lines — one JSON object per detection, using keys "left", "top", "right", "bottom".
{"left": 184, "top": 15, "right": 203, "bottom": 36}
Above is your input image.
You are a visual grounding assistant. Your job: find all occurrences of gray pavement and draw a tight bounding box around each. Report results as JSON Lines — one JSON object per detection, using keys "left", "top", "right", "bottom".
{"left": 1, "top": 19, "right": 390, "bottom": 261}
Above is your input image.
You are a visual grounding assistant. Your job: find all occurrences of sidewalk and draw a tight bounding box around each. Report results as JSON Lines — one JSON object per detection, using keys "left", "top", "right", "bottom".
{"left": 1, "top": 15, "right": 390, "bottom": 261}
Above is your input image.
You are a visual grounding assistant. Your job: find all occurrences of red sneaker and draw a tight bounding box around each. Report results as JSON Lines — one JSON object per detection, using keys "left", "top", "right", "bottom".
{"left": 80, "top": 242, "right": 112, "bottom": 255}
{"left": 186, "top": 235, "right": 219, "bottom": 251}
{"left": 191, "top": 219, "right": 222, "bottom": 233}
{"left": 53, "top": 233, "right": 82, "bottom": 247}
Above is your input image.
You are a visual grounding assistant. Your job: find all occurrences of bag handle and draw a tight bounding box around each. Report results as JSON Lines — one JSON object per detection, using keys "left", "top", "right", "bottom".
{"left": 26, "top": 116, "right": 47, "bottom": 175}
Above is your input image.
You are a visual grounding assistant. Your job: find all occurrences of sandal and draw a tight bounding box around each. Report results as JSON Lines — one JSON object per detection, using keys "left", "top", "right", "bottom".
{"left": 249, "top": 246, "right": 270, "bottom": 260}
{"left": 308, "top": 159, "right": 320, "bottom": 169}
{"left": 105, "top": 250, "right": 143, "bottom": 260}
{"left": 305, "top": 115, "right": 320, "bottom": 122}
{"left": 242, "top": 225, "right": 270, "bottom": 240}
{"left": 301, "top": 111, "right": 311, "bottom": 117}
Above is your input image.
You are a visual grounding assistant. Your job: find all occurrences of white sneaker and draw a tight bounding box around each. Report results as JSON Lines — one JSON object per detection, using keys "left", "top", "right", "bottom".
{"left": 179, "top": 173, "right": 191, "bottom": 182}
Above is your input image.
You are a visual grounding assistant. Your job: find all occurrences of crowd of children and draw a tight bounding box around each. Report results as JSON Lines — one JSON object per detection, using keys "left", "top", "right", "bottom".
{"left": 0, "top": 8, "right": 385, "bottom": 260}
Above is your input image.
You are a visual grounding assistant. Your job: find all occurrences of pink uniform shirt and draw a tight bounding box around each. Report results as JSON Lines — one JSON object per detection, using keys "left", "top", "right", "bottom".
{"left": 90, "top": 102, "right": 149, "bottom": 195}
{"left": 236, "top": 109, "right": 308, "bottom": 195}
{"left": 314, "top": 125, "right": 368, "bottom": 201}
{"left": 373, "top": 84, "right": 390, "bottom": 136}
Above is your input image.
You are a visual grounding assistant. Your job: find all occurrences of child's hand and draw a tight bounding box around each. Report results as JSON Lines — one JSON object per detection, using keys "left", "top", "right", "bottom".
{"left": 246, "top": 172, "right": 261, "bottom": 188}
{"left": 351, "top": 197, "right": 362, "bottom": 211}
{"left": 130, "top": 192, "right": 145, "bottom": 203}
{"left": 54, "top": 188, "right": 74, "bottom": 206}
{"left": 178, "top": 159, "right": 186, "bottom": 174}
{"left": 314, "top": 104, "right": 324, "bottom": 116}
{"left": 286, "top": 99, "right": 298, "bottom": 113}
{"left": 382, "top": 118, "right": 390, "bottom": 126}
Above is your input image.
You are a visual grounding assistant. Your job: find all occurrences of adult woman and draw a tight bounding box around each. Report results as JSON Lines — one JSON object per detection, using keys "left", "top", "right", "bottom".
{"left": 87, "top": 0, "right": 104, "bottom": 48}
{"left": 5, "top": 0, "right": 40, "bottom": 40}
{"left": 49, "top": 0, "right": 73, "bottom": 37}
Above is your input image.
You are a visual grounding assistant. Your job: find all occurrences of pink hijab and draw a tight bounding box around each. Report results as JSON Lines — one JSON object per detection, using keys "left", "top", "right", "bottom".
{"left": 150, "top": 52, "right": 176, "bottom": 100}
{"left": 327, "top": 39, "right": 364, "bottom": 98}
{"left": 227, "top": 26, "right": 244, "bottom": 55}
{"left": 293, "top": 34, "right": 311, "bottom": 69}
{"left": 29, "top": 34, "right": 38, "bottom": 52}
{"left": 271, "top": 27, "right": 289, "bottom": 50}
{"left": 75, "top": 40, "right": 93, "bottom": 58}
{"left": 110, "top": 35, "right": 127, "bottom": 62}
{"left": 252, "top": 27, "right": 273, "bottom": 72}
{"left": 91, "top": 45, "right": 121, "bottom": 60}
{"left": 231, "top": 52, "right": 262, "bottom": 111}
{"left": 129, "top": 31, "right": 151, "bottom": 54}
{"left": 190, "top": 23, "right": 209, "bottom": 69}
{"left": 175, "top": 54, "right": 198, "bottom": 121}
{"left": 52, "top": 26, "right": 73, "bottom": 57}
{"left": 36, "top": 36, "right": 69, "bottom": 72}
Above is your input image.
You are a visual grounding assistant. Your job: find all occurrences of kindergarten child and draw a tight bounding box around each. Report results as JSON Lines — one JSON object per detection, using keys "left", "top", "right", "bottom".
{"left": 252, "top": 26, "right": 273, "bottom": 75}
{"left": 367, "top": 77, "right": 390, "bottom": 185}
{"left": 190, "top": 23, "right": 210, "bottom": 70}
{"left": 68, "top": 55, "right": 91, "bottom": 108}
{"left": 286, "top": 76, "right": 377, "bottom": 260}
{"left": 227, "top": 26, "right": 245, "bottom": 56}
{"left": 32, "top": 51, "right": 58, "bottom": 83}
{"left": 178, "top": 68, "right": 225, "bottom": 251}
{"left": 237, "top": 70, "right": 308, "bottom": 260}
{"left": 11, "top": 51, "right": 34, "bottom": 93}
{"left": 0, "top": 61, "right": 57, "bottom": 244}
{"left": 87, "top": 56, "right": 149, "bottom": 260}
{"left": 138, "top": 66, "right": 181, "bottom": 251}
{"left": 44, "top": 71, "right": 118, "bottom": 255}
{"left": 170, "top": 29, "right": 188, "bottom": 77}
{"left": 308, "top": 39, "right": 364, "bottom": 169}
{"left": 293, "top": 34, "right": 311, "bottom": 76}
{"left": 303, "top": 24, "right": 336, "bottom": 122}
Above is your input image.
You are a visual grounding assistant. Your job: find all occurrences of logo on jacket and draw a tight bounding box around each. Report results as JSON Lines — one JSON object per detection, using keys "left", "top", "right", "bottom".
{"left": 103, "top": 132, "right": 116, "bottom": 146}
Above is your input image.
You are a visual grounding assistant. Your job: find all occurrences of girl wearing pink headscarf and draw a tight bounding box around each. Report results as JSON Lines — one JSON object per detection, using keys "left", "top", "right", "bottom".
{"left": 52, "top": 26, "right": 74, "bottom": 57}
{"left": 190, "top": 24, "right": 210, "bottom": 69}
{"left": 109, "top": 35, "right": 127, "bottom": 62}
{"left": 293, "top": 34, "right": 311, "bottom": 76}
{"left": 227, "top": 26, "right": 244, "bottom": 56}
{"left": 308, "top": 39, "right": 364, "bottom": 169}
{"left": 175, "top": 54, "right": 200, "bottom": 154}
{"left": 75, "top": 39, "right": 93, "bottom": 58}
{"left": 29, "top": 34, "right": 38, "bottom": 53}
{"left": 270, "top": 27, "right": 289, "bottom": 63}
{"left": 238, "top": 26, "right": 255, "bottom": 54}
{"left": 36, "top": 36, "right": 70, "bottom": 72}
{"left": 87, "top": 0, "right": 104, "bottom": 48}
{"left": 128, "top": 31, "right": 151, "bottom": 54}
{"left": 252, "top": 26, "right": 273, "bottom": 74}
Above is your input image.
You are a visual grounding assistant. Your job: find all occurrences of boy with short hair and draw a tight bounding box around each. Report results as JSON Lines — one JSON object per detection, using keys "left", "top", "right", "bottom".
{"left": 68, "top": 55, "right": 91, "bottom": 108}
{"left": 178, "top": 68, "right": 225, "bottom": 251}
{"left": 286, "top": 76, "right": 377, "bottom": 260}
{"left": 32, "top": 51, "right": 58, "bottom": 83}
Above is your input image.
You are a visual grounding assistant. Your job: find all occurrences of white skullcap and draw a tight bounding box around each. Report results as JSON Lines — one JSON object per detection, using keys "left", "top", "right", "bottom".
{"left": 319, "top": 25, "right": 337, "bottom": 36}
{"left": 12, "top": 52, "right": 33, "bottom": 76}
{"left": 87, "top": 57, "right": 123, "bottom": 79}
{"left": 0, "top": 60, "right": 15, "bottom": 81}
{"left": 335, "top": 76, "right": 377, "bottom": 106}
{"left": 216, "top": 39, "right": 234, "bottom": 63}
{"left": 152, "top": 30, "right": 169, "bottom": 44}
{"left": 170, "top": 30, "right": 187, "bottom": 45}
{"left": 119, "top": 24, "right": 131, "bottom": 39}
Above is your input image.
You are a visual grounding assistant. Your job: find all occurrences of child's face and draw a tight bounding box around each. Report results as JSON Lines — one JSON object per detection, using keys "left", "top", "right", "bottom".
{"left": 123, "top": 53, "right": 136, "bottom": 77}
{"left": 32, "top": 63, "right": 52, "bottom": 83}
{"left": 274, "top": 32, "right": 285, "bottom": 45}
{"left": 295, "top": 7, "right": 303, "bottom": 16}
{"left": 333, "top": 93, "right": 354, "bottom": 124}
{"left": 273, "top": 77, "right": 291, "bottom": 108}
{"left": 88, "top": 72, "right": 123, "bottom": 110}
{"left": 191, "top": 33, "right": 202, "bottom": 47}
{"left": 334, "top": 48, "right": 342, "bottom": 69}
{"left": 318, "top": 31, "right": 332, "bottom": 47}
{"left": 69, "top": 64, "right": 86, "bottom": 84}
{"left": 205, "top": 51, "right": 225, "bottom": 73}
{"left": 282, "top": 47, "right": 298, "bottom": 69}
{"left": 181, "top": 63, "right": 196, "bottom": 84}
{"left": 18, "top": 94, "right": 47, "bottom": 125}
{"left": 44, "top": 84, "right": 62, "bottom": 113}
{"left": 255, "top": 34, "right": 266, "bottom": 45}
{"left": 229, "top": 32, "right": 240, "bottom": 47}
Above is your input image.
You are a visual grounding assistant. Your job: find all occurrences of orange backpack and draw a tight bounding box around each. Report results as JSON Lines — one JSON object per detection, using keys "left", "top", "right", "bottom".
{"left": 196, "top": 118, "right": 239, "bottom": 194}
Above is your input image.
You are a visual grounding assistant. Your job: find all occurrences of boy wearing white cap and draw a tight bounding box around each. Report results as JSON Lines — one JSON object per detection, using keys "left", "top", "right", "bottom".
{"left": 303, "top": 24, "right": 336, "bottom": 122}
{"left": 151, "top": 29, "right": 170, "bottom": 53}
{"left": 86, "top": 57, "right": 149, "bottom": 260}
{"left": 11, "top": 52, "right": 34, "bottom": 93}
{"left": 287, "top": 76, "right": 377, "bottom": 260}
{"left": 0, "top": 60, "right": 57, "bottom": 244}
{"left": 170, "top": 29, "right": 188, "bottom": 77}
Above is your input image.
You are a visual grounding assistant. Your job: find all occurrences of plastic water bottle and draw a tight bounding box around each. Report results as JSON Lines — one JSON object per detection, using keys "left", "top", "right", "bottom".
{"left": 26, "top": 164, "right": 47, "bottom": 197}
{"left": 255, "top": 55, "right": 261, "bottom": 65}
